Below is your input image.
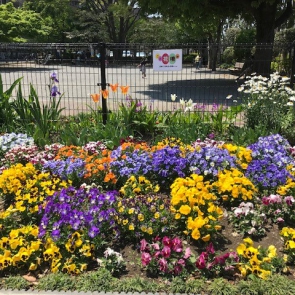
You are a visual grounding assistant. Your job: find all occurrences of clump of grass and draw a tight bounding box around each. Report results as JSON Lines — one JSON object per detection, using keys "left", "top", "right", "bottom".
{"left": 237, "top": 274, "right": 295, "bottom": 295}
{"left": 36, "top": 272, "right": 75, "bottom": 291}
{"left": 207, "top": 277, "right": 238, "bottom": 295}
{"left": 3, "top": 276, "right": 30, "bottom": 290}
{"left": 169, "top": 276, "right": 206, "bottom": 294}
{"left": 74, "top": 268, "right": 117, "bottom": 292}
{"left": 112, "top": 276, "right": 162, "bottom": 293}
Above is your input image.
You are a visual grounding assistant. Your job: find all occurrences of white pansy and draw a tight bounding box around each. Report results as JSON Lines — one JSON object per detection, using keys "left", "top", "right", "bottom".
{"left": 226, "top": 95, "right": 232, "bottom": 99}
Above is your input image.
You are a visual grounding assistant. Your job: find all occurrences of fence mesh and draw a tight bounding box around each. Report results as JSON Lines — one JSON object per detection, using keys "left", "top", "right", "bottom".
{"left": 1, "top": 42, "right": 294, "bottom": 123}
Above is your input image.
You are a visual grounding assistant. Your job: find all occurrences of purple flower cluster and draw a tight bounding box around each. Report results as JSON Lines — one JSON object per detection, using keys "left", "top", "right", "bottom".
{"left": 246, "top": 134, "right": 294, "bottom": 190}
{"left": 39, "top": 186, "right": 119, "bottom": 242}
{"left": 186, "top": 147, "right": 236, "bottom": 177}
{"left": 110, "top": 149, "right": 152, "bottom": 179}
{"left": 248, "top": 134, "right": 291, "bottom": 159}
{"left": 151, "top": 146, "right": 187, "bottom": 184}
{"left": 43, "top": 156, "right": 86, "bottom": 182}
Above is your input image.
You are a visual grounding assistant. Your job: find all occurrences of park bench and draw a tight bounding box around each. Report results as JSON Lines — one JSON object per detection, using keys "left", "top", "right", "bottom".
{"left": 229, "top": 62, "right": 244, "bottom": 75}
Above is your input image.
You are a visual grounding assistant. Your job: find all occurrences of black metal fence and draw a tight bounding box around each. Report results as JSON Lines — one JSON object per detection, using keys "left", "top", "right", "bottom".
{"left": 1, "top": 42, "right": 294, "bottom": 118}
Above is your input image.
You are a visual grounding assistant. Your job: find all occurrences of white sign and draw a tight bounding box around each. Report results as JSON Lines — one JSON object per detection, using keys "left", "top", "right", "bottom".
{"left": 153, "top": 49, "right": 182, "bottom": 71}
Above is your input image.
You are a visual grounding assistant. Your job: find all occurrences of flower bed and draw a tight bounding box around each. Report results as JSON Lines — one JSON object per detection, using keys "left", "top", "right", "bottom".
{"left": 1, "top": 132, "right": 295, "bottom": 290}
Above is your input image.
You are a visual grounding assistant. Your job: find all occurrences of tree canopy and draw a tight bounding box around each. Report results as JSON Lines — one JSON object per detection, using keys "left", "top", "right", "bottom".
{"left": 0, "top": 2, "right": 50, "bottom": 42}
{"left": 136, "top": 0, "right": 294, "bottom": 74}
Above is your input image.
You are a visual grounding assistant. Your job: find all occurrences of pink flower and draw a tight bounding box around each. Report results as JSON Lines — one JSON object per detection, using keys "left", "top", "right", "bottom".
{"left": 172, "top": 237, "right": 183, "bottom": 252}
{"left": 177, "top": 258, "right": 186, "bottom": 266}
{"left": 173, "top": 265, "right": 183, "bottom": 275}
{"left": 158, "top": 258, "right": 168, "bottom": 272}
{"left": 183, "top": 247, "right": 191, "bottom": 259}
{"left": 154, "top": 251, "right": 161, "bottom": 258}
{"left": 285, "top": 196, "right": 295, "bottom": 206}
{"left": 141, "top": 252, "right": 152, "bottom": 266}
{"left": 140, "top": 239, "right": 148, "bottom": 251}
{"left": 206, "top": 242, "right": 215, "bottom": 254}
{"left": 162, "top": 236, "right": 172, "bottom": 247}
{"left": 276, "top": 217, "right": 284, "bottom": 223}
{"left": 196, "top": 252, "right": 207, "bottom": 269}
{"left": 151, "top": 243, "right": 160, "bottom": 251}
{"left": 161, "top": 245, "right": 171, "bottom": 258}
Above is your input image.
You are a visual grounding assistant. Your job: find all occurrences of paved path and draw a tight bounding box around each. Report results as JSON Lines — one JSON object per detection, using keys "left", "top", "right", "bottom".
{"left": 1, "top": 62, "right": 240, "bottom": 116}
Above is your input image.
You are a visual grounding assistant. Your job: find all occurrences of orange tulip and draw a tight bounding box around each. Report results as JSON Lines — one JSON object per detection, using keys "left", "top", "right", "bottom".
{"left": 90, "top": 93, "right": 100, "bottom": 102}
{"left": 120, "top": 85, "right": 129, "bottom": 95}
{"left": 109, "top": 83, "right": 118, "bottom": 92}
{"left": 101, "top": 89, "right": 109, "bottom": 99}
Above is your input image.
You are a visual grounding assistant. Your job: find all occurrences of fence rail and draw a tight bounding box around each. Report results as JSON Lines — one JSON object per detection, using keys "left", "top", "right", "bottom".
{"left": 1, "top": 42, "right": 294, "bottom": 119}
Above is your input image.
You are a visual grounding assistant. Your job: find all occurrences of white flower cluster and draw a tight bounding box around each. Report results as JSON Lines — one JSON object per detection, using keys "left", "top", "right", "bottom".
{"left": 104, "top": 247, "right": 124, "bottom": 265}
{"left": 0, "top": 133, "right": 34, "bottom": 152}
{"left": 237, "top": 72, "right": 295, "bottom": 107}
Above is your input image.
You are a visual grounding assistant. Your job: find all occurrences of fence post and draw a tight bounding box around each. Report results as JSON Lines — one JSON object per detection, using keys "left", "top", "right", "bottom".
{"left": 98, "top": 42, "right": 108, "bottom": 124}
{"left": 291, "top": 41, "right": 295, "bottom": 88}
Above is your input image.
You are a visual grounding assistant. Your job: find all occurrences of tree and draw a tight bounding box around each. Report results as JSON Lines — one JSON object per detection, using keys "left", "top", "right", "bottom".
{"left": 23, "top": 0, "right": 76, "bottom": 42}
{"left": 78, "top": 0, "right": 141, "bottom": 43}
{"left": 136, "top": 0, "right": 294, "bottom": 75}
{"left": 0, "top": 2, "right": 50, "bottom": 42}
{"left": 129, "top": 17, "right": 179, "bottom": 44}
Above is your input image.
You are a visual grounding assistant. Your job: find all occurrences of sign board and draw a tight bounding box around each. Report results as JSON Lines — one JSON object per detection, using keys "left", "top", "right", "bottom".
{"left": 153, "top": 49, "right": 182, "bottom": 71}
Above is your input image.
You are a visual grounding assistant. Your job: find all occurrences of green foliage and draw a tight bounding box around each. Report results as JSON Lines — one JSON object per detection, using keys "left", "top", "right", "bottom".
{"left": 0, "top": 3, "right": 50, "bottom": 42}
{"left": 169, "top": 276, "right": 206, "bottom": 293}
{"left": 129, "top": 17, "right": 180, "bottom": 43}
{"left": 0, "top": 75, "right": 23, "bottom": 132}
{"left": 36, "top": 272, "right": 75, "bottom": 291}
{"left": 222, "top": 46, "right": 235, "bottom": 64}
{"left": 118, "top": 98, "right": 165, "bottom": 140}
{"left": 228, "top": 125, "right": 272, "bottom": 147}
{"left": 207, "top": 277, "right": 238, "bottom": 295}
{"left": 75, "top": 268, "right": 117, "bottom": 292}
{"left": 23, "top": 0, "right": 76, "bottom": 42}
{"left": 112, "top": 276, "right": 161, "bottom": 293}
{"left": 12, "top": 84, "right": 64, "bottom": 147}
{"left": 2, "top": 276, "right": 29, "bottom": 290}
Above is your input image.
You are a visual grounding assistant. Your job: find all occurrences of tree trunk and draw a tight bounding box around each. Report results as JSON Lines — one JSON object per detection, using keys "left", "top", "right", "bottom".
{"left": 252, "top": 1, "right": 277, "bottom": 76}
{"left": 208, "top": 19, "right": 223, "bottom": 71}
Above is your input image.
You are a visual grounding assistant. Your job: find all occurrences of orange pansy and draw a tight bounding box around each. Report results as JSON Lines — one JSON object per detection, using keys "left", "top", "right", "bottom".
{"left": 120, "top": 85, "right": 129, "bottom": 95}
{"left": 101, "top": 89, "right": 109, "bottom": 99}
{"left": 109, "top": 83, "right": 118, "bottom": 92}
{"left": 90, "top": 93, "right": 100, "bottom": 102}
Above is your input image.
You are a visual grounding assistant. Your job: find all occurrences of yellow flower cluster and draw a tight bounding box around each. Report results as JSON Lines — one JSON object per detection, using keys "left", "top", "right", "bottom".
{"left": 237, "top": 237, "right": 280, "bottom": 280}
{"left": 277, "top": 178, "right": 295, "bottom": 196}
{"left": 212, "top": 168, "right": 257, "bottom": 204}
{"left": 0, "top": 164, "right": 70, "bottom": 224}
{"left": 120, "top": 175, "right": 159, "bottom": 197}
{"left": 0, "top": 163, "right": 36, "bottom": 195}
{"left": 222, "top": 144, "right": 252, "bottom": 169}
{"left": 116, "top": 194, "right": 171, "bottom": 239}
{"left": 44, "top": 233, "right": 93, "bottom": 274}
{"left": 280, "top": 227, "right": 295, "bottom": 263}
{"left": 0, "top": 225, "right": 42, "bottom": 272}
{"left": 170, "top": 174, "right": 223, "bottom": 242}
{"left": 151, "top": 137, "right": 193, "bottom": 154}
